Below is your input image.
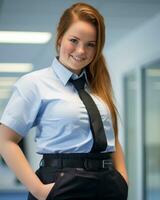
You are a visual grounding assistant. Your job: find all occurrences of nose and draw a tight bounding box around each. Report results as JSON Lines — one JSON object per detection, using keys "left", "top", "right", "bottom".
{"left": 76, "top": 44, "right": 85, "bottom": 55}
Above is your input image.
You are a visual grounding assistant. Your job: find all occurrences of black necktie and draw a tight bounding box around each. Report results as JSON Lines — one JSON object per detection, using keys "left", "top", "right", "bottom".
{"left": 70, "top": 75, "right": 107, "bottom": 153}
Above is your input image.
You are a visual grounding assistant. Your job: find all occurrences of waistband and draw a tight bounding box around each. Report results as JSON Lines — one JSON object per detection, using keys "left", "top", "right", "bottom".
{"left": 40, "top": 153, "right": 113, "bottom": 170}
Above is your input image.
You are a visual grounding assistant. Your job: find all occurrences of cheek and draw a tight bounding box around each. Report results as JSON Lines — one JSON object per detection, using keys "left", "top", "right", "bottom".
{"left": 61, "top": 42, "right": 74, "bottom": 54}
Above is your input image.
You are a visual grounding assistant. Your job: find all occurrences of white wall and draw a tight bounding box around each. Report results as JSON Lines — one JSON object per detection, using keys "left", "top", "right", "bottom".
{"left": 105, "top": 12, "right": 160, "bottom": 144}
{"left": 104, "top": 12, "right": 160, "bottom": 200}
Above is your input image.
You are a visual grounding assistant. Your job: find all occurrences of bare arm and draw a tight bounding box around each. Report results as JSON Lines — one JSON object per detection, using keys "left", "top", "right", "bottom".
{"left": 0, "top": 124, "right": 54, "bottom": 200}
{"left": 112, "top": 136, "right": 128, "bottom": 184}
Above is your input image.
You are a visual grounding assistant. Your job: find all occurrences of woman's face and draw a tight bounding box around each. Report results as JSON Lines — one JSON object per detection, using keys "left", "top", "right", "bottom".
{"left": 58, "top": 20, "right": 97, "bottom": 75}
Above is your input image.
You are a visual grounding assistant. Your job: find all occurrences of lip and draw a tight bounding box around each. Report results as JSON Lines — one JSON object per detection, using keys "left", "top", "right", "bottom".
{"left": 70, "top": 55, "right": 85, "bottom": 62}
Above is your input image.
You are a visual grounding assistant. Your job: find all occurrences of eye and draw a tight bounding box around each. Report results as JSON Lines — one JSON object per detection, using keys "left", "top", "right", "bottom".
{"left": 87, "top": 43, "right": 96, "bottom": 48}
{"left": 69, "top": 38, "right": 78, "bottom": 44}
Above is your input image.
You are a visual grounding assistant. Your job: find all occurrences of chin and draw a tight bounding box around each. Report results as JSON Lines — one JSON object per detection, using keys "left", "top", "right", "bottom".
{"left": 71, "top": 67, "right": 83, "bottom": 73}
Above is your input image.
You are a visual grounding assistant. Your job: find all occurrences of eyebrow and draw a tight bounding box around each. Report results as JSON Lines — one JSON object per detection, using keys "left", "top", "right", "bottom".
{"left": 70, "top": 35, "right": 96, "bottom": 43}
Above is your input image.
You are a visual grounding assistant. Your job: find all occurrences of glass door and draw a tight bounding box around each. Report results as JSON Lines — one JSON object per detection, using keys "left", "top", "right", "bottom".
{"left": 124, "top": 71, "right": 139, "bottom": 200}
{"left": 144, "top": 67, "right": 160, "bottom": 200}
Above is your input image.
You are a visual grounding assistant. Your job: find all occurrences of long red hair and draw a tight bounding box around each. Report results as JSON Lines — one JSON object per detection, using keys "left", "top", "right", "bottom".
{"left": 56, "top": 3, "right": 118, "bottom": 136}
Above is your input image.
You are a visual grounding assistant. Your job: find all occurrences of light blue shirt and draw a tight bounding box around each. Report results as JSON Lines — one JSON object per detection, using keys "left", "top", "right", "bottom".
{"left": 0, "top": 57, "right": 115, "bottom": 154}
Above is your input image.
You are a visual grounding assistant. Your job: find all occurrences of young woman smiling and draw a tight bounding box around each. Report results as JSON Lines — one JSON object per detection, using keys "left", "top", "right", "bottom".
{"left": 0, "top": 3, "right": 128, "bottom": 200}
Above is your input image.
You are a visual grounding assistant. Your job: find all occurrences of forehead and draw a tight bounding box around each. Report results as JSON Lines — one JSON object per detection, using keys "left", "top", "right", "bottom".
{"left": 64, "top": 21, "right": 97, "bottom": 41}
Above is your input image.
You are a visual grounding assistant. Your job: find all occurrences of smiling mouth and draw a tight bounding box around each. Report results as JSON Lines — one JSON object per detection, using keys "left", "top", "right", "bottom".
{"left": 71, "top": 55, "right": 85, "bottom": 62}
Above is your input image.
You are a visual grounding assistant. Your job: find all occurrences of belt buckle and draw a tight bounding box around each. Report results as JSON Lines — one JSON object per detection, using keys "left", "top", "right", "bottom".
{"left": 102, "top": 159, "right": 109, "bottom": 168}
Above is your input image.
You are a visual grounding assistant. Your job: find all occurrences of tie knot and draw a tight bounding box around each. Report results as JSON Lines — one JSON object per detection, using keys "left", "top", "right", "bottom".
{"left": 70, "top": 75, "right": 86, "bottom": 91}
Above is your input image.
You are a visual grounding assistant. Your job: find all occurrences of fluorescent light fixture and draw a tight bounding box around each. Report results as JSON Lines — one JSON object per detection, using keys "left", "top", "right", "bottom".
{"left": 0, "top": 77, "right": 18, "bottom": 87}
{"left": 146, "top": 69, "right": 160, "bottom": 77}
{"left": 0, "top": 88, "right": 11, "bottom": 99}
{"left": 0, "top": 63, "right": 33, "bottom": 73}
{"left": 0, "top": 31, "right": 52, "bottom": 44}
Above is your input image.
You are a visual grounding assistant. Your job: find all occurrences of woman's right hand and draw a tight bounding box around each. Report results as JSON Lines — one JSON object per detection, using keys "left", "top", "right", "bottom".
{"left": 37, "top": 182, "right": 55, "bottom": 200}
{"left": 0, "top": 124, "right": 55, "bottom": 200}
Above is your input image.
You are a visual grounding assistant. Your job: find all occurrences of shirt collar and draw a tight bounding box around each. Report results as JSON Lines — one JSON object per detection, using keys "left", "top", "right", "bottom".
{"left": 51, "top": 57, "right": 88, "bottom": 85}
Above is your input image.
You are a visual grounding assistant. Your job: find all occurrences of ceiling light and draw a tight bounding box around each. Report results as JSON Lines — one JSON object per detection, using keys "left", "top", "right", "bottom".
{"left": 0, "top": 88, "right": 11, "bottom": 99}
{"left": 0, "top": 63, "right": 33, "bottom": 73}
{"left": 0, "top": 31, "right": 52, "bottom": 44}
{"left": 146, "top": 69, "right": 160, "bottom": 77}
{"left": 0, "top": 77, "right": 18, "bottom": 87}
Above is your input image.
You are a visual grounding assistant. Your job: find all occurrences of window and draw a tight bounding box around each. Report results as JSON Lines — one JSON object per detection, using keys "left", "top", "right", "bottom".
{"left": 124, "top": 62, "right": 160, "bottom": 200}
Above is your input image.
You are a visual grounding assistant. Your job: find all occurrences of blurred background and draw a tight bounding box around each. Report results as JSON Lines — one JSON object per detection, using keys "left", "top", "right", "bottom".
{"left": 0, "top": 0, "right": 160, "bottom": 199}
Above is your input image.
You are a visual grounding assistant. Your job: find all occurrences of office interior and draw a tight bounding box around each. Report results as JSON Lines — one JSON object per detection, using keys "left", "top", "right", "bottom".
{"left": 0, "top": 0, "right": 160, "bottom": 199}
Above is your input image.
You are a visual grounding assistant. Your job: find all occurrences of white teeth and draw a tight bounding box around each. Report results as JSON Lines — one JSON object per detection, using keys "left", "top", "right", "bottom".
{"left": 72, "top": 56, "right": 84, "bottom": 61}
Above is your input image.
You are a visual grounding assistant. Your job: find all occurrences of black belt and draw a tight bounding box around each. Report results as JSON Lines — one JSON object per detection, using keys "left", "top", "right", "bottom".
{"left": 40, "top": 153, "right": 113, "bottom": 170}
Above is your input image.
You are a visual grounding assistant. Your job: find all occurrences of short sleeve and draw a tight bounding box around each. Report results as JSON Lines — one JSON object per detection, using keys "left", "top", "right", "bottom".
{"left": 0, "top": 75, "right": 41, "bottom": 137}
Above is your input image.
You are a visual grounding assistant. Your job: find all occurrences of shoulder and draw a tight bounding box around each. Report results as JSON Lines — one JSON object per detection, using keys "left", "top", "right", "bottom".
{"left": 17, "top": 67, "right": 51, "bottom": 82}
{"left": 14, "top": 66, "right": 54, "bottom": 89}
{"left": 12, "top": 67, "right": 53, "bottom": 101}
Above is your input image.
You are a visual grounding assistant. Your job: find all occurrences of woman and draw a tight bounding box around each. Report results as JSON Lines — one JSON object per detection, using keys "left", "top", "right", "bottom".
{"left": 0, "top": 2, "right": 128, "bottom": 200}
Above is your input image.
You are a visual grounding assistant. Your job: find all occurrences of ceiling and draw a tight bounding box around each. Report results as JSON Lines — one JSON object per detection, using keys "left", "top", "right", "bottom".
{"left": 0, "top": 0, "right": 160, "bottom": 68}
